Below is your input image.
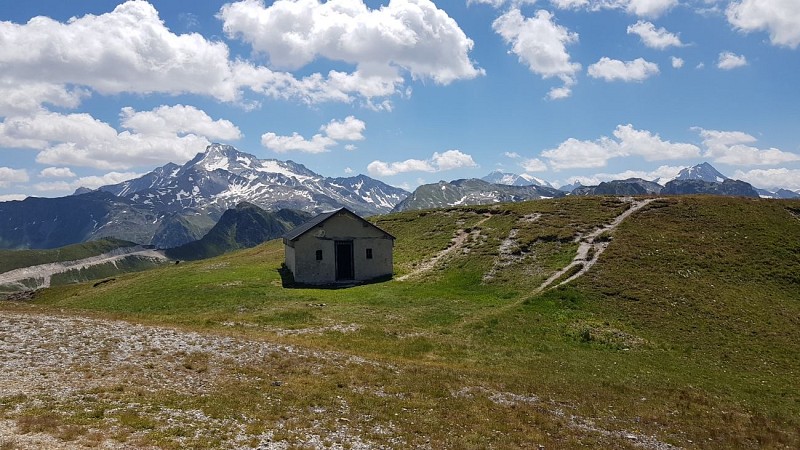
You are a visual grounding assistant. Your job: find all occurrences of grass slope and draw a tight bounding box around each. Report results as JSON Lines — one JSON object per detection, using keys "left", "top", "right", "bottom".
{"left": 0, "top": 238, "right": 138, "bottom": 273}
{"left": 164, "top": 204, "right": 309, "bottom": 261}
{"left": 2, "top": 196, "right": 798, "bottom": 448}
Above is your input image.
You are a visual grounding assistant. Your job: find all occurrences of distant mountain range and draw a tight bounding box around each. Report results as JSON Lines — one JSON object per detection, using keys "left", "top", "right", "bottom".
{"left": 481, "top": 170, "right": 556, "bottom": 188}
{"left": 1, "top": 147, "right": 797, "bottom": 251}
{"left": 392, "top": 178, "right": 565, "bottom": 212}
{"left": 0, "top": 144, "right": 408, "bottom": 249}
{"left": 479, "top": 162, "right": 797, "bottom": 199}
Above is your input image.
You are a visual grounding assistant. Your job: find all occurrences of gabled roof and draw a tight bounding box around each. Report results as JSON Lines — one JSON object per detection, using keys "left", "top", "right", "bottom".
{"left": 283, "top": 207, "right": 395, "bottom": 242}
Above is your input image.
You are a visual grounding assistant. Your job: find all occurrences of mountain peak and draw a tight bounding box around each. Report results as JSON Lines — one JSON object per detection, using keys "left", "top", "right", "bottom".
{"left": 674, "top": 162, "right": 729, "bottom": 183}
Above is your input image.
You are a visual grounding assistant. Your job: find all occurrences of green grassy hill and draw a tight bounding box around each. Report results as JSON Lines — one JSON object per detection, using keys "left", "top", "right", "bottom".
{"left": 2, "top": 196, "right": 799, "bottom": 448}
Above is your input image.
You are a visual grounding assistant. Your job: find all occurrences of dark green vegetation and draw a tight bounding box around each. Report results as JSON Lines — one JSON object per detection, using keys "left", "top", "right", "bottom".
{"left": 164, "top": 203, "right": 310, "bottom": 261}
{"left": 2, "top": 196, "right": 799, "bottom": 448}
{"left": 0, "top": 238, "right": 137, "bottom": 273}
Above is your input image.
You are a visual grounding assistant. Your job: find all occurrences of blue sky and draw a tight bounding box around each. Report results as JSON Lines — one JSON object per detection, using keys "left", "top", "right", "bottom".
{"left": 1, "top": 0, "right": 799, "bottom": 200}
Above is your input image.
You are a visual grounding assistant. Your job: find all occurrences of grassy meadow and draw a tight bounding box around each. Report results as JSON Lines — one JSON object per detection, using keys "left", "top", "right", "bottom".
{"left": 1, "top": 196, "right": 798, "bottom": 448}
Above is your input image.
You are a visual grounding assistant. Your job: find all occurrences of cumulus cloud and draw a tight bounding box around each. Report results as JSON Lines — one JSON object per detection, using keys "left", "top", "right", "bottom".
{"left": 261, "top": 115, "right": 366, "bottom": 153}
{"left": 727, "top": 0, "right": 800, "bottom": 49}
{"left": 219, "top": 0, "right": 483, "bottom": 94}
{"left": 695, "top": 128, "right": 800, "bottom": 165}
{"left": 39, "top": 167, "right": 76, "bottom": 179}
{"left": 542, "top": 124, "right": 700, "bottom": 169}
{"left": 520, "top": 158, "right": 548, "bottom": 172}
{"left": 671, "top": 56, "right": 684, "bottom": 68}
{"left": 733, "top": 168, "right": 800, "bottom": 191}
{"left": 120, "top": 105, "right": 242, "bottom": 141}
{"left": 627, "top": 21, "right": 683, "bottom": 49}
{"left": 504, "top": 152, "right": 521, "bottom": 158}
{"left": 0, "top": 105, "right": 239, "bottom": 170}
{"left": 588, "top": 57, "right": 660, "bottom": 82}
{"left": 552, "top": 0, "right": 677, "bottom": 18}
{"left": 0, "top": 194, "right": 27, "bottom": 202}
{"left": 564, "top": 165, "right": 684, "bottom": 186}
{"left": 0, "top": 80, "right": 89, "bottom": 117}
{"left": 493, "top": 9, "right": 581, "bottom": 99}
{"left": 261, "top": 132, "right": 336, "bottom": 154}
{"left": 320, "top": 116, "right": 366, "bottom": 141}
{"left": 0, "top": 1, "right": 248, "bottom": 104}
{"left": 33, "top": 171, "right": 140, "bottom": 193}
{"left": 0, "top": 167, "right": 29, "bottom": 187}
{"left": 1, "top": 1, "right": 458, "bottom": 114}
{"left": 367, "top": 149, "right": 477, "bottom": 176}
{"left": 431, "top": 149, "right": 478, "bottom": 171}
{"left": 717, "top": 52, "right": 747, "bottom": 70}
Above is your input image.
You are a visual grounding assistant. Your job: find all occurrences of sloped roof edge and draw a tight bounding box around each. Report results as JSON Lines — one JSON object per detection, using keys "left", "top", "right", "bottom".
{"left": 283, "top": 207, "right": 395, "bottom": 242}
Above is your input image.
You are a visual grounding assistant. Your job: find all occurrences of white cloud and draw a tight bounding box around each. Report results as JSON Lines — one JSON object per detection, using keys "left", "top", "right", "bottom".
{"left": 0, "top": 1, "right": 248, "bottom": 103}
{"left": 367, "top": 149, "right": 477, "bottom": 176}
{"left": 671, "top": 56, "right": 684, "bottom": 68}
{"left": 219, "top": 0, "right": 483, "bottom": 92}
{"left": 717, "top": 52, "right": 747, "bottom": 70}
{"left": 727, "top": 0, "right": 800, "bottom": 49}
{"left": 467, "top": 0, "right": 539, "bottom": 7}
{"left": 261, "top": 132, "right": 336, "bottom": 154}
{"left": 0, "top": 105, "right": 236, "bottom": 170}
{"left": 624, "top": 0, "right": 678, "bottom": 18}
{"left": 733, "top": 168, "right": 800, "bottom": 191}
{"left": 627, "top": 21, "right": 683, "bottom": 49}
{"left": 0, "top": 167, "right": 29, "bottom": 187}
{"left": 344, "top": 144, "right": 357, "bottom": 151}
{"left": 493, "top": 9, "right": 581, "bottom": 99}
{"left": 551, "top": 0, "right": 677, "bottom": 18}
{"left": 344, "top": 167, "right": 354, "bottom": 174}
{"left": 542, "top": 137, "right": 617, "bottom": 169}
{"left": 520, "top": 158, "right": 548, "bottom": 172}
{"left": 120, "top": 105, "right": 242, "bottom": 141}
{"left": 504, "top": 152, "right": 521, "bottom": 158}
{"left": 367, "top": 158, "right": 434, "bottom": 176}
{"left": 39, "top": 167, "right": 76, "bottom": 178}
{"left": 320, "top": 116, "right": 366, "bottom": 141}
{"left": 565, "top": 165, "right": 684, "bottom": 186}
{"left": 613, "top": 124, "right": 700, "bottom": 161}
{"left": 0, "top": 80, "right": 89, "bottom": 117}
{"left": 542, "top": 124, "right": 700, "bottom": 169}
{"left": 695, "top": 127, "right": 800, "bottom": 165}
{"left": 588, "top": 57, "right": 659, "bottom": 82}
{"left": 261, "top": 115, "right": 366, "bottom": 153}
{"left": 0, "top": 194, "right": 27, "bottom": 202}
{"left": 431, "top": 150, "right": 478, "bottom": 171}
{"left": 33, "top": 171, "right": 140, "bottom": 193}
{"left": 0, "top": 1, "right": 445, "bottom": 114}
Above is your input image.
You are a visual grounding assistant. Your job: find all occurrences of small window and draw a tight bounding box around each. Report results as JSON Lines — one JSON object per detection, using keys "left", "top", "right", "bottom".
{"left": 315, "top": 250, "right": 323, "bottom": 261}
{"left": 366, "top": 248, "right": 373, "bottom": 259}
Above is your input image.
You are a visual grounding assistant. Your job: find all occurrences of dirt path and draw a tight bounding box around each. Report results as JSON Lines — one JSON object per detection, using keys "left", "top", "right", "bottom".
{"left": 534, "top": 197, "right": 658, "bottom": 292}
{"left": 396, "top": 214, "right": 492, "bottom": 281}
{"left": 0, "top": 246, "right": 169, "bottom": 290}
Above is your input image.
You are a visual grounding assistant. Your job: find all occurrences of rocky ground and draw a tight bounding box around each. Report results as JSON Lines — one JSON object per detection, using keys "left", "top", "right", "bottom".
{"left": 0, "top": 311, "right": 398, "bottom": 449}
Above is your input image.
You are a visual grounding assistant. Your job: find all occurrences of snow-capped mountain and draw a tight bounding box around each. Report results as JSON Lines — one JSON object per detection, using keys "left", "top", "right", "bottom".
{"left": 392, "top": 178, "right": 565, "bottom": 212}
{"left": 0, "top": 144, "right": 409, "bottom": 250}
{"left": 482, "top": 170, "right": 555, "bottom": 188}
{"left": 99, "top": 143, "right": 408, "bottom": 217}
{"left": 672, "top": 162, "right": 729, "bottom": 183}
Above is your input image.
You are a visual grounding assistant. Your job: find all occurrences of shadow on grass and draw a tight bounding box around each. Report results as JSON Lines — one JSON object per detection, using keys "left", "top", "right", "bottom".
{"left": 277, "top": 264, "right": 392, "bottom": 289}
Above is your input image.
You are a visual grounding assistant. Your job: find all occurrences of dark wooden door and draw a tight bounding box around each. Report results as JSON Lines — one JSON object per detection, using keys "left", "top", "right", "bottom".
{"left": 335, "top": 241, "right": 354, "bottom": 280}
